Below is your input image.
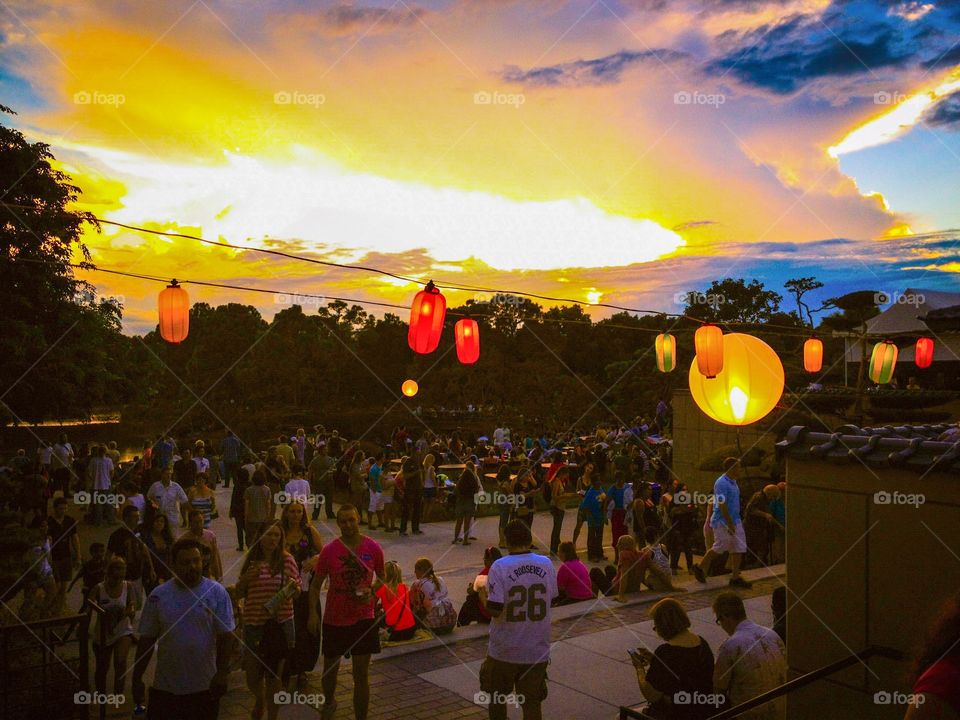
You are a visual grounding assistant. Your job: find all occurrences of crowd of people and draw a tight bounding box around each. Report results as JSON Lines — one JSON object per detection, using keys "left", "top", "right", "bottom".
{"left": 0, "top": 409, "right": 811, "bottom": 720}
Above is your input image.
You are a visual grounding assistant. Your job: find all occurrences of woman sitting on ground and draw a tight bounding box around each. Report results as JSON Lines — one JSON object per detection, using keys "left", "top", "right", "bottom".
{"left": 906, "top": 590, "right": 960, "bottom": 719}
{"left": 631, "top": 598, "right": 715, "bottom": 719}
{"left": 375, "top": 561, "right": 417, "bottom": 642}
{"left": 457, "top": 547, "right": 502, "bottom": 625}
{"left": 410, "top": 557, "right": 457, "bottom": 635}
{"left": 554, "top": 542, "right": 595, "bottom": 606}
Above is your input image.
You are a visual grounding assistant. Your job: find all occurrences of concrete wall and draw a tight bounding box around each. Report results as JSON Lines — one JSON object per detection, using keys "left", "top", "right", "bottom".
{"left": 785, "top": 456, "right": 960, "bottom": 718}
{"left": 670, "top": 390, "right": 775, "bottom": 493}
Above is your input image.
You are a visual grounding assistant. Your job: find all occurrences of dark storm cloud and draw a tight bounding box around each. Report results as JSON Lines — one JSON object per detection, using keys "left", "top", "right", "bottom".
{"left": 925, "top": 90, "right": 960, "bottom": 128}
{"left": 502, "top": 48, "right": 686, "bottom": 86}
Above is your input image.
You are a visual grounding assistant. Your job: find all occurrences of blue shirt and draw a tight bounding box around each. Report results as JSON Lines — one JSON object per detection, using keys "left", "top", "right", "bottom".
{"left": 607, "top": 485, "right": 627, "bottom": 510}
{"left": 220, "top": 435, "right": 241, "bottom": 463}
{"left": 711, "top": 474, "right": 741, "bottom": 527}
{"left": 368, "top": 463, "right": 383, "bottom": 493}
{"left": 580, "top": 486, "right": 606, "bottom": 527}
{"left": 769, "top": 498, "right": 785, "bottom": 525}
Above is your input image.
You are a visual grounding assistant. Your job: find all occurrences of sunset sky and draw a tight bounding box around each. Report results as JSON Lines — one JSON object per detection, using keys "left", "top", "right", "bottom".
{"left": 2, "top": 0, "right": 959, "bottom": 332}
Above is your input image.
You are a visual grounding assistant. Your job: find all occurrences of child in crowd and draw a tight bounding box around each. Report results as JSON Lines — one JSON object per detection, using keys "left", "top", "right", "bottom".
{"left": 611, "top": 535, "right": 645, "bottom": 602}
{"left": 375, "top": 561, "right": 417, "bottom": 642}
{"left": 554, "top": 542, "right": 595, "bottom": 606}
{"left": 410, "top": 557, "right": 457, "bottom": 635}
{"left": 640, "top": 526, "right": 678, "bottom": 592}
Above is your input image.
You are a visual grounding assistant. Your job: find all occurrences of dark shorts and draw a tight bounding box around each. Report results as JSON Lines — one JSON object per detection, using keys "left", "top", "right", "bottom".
{"left": 51, "top": 556, "right": 73, "bottom": 583}
{"left": 243, "top": 619, "right": 295, "bottom": 673}
{"left": 147, "top": 687, "right": 219, "bottom": 720}
{"left": 423, "top": 487, "right": 438, "bottom": 500}
{"left": 321, "top": 619, "right": 381, "bottom": 659}
{"left": 479, "top": 656, "right": 548, "bottom": 706}
{"left": 455, "top": 496, "right": 476, "bottom": 517}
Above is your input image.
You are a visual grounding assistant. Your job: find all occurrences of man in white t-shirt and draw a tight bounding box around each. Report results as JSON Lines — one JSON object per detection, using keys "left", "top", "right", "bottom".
{"left": 283, "top": 468, "right": 313, "bottom": 515}
{"left": 479, "top": 520, "right": 558, "bottom": 720}
{"left": 148, "top": 469, "right": 189, "bottom": 529}
{"left": 493, "top": 427, "right": 505, "bottom": 446}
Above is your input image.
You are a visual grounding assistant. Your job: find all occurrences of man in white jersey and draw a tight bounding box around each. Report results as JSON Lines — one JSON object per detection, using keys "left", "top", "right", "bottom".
{"left": 479, "top": 519, "right": 558, "bottom": 720}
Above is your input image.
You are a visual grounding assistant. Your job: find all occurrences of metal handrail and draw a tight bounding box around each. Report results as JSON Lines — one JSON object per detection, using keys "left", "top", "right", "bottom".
{"left": 618, "top": 645, "right": 905, "bottom": 720}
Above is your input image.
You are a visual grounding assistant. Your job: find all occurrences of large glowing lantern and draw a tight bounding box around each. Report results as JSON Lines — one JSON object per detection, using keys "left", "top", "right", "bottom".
{"left": 688, "top": 333, "right": 784, "bottom": 426}
{"left": 655, "top": 333, "right": 676, "bottom": 373}
{"left": 407, "top": 281, "right": 446, "bottom": 354}
{"left": 694, "top": 324, "right": 724, "bottom": 378}
{"left": 868, "top": 341, "right": 898, "bottom": 384}
{"left": 915, "top": 337, "right": 934, "bottom": 369}
{"left": 158, "top": 280, "right": 189, "bottom": 344}
{"left": 803, "top": 338, "right": 823, "bottom": 373}
{"left": 455, "top": 318, "right": 480, "bottom": 364}
{"left": 401, "top": 379, "right": 419, "bottom": 397}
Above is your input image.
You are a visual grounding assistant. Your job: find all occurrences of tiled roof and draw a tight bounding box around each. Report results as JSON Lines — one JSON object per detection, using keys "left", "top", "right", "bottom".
{"left": 776, "top": 424, "right": 960, "bottom": 472}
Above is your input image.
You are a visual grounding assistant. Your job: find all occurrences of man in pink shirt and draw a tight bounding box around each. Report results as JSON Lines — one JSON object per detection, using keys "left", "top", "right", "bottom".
{"left": 309, "top": 504, "right": 385, "bottom": 720}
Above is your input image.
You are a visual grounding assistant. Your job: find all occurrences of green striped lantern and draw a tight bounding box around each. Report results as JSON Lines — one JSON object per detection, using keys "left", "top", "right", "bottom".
{"left": 655, "top": 333, "right": 676, "bottom": 373}
{"left": 868, "top": 340, "right": 898, "bottom": 384}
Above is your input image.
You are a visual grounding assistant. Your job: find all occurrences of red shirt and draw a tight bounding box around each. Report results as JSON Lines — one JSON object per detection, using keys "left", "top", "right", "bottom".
{"left": 374, "top": 583, "right": 416, "bottom": 632}
{"left": 557, "top": 559, "right": 594, "bottom": 600}
{"left": 914, "top": 654, "right": 960, "bottom": 713}
{"left": 315, "top": 536, "right": 384, "bottom": 626}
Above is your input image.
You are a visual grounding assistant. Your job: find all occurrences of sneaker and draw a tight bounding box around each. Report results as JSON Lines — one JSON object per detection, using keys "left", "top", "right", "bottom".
{"left": 468, "top": 536, "right": 478, "bottom": 540}
{"left": 693, "top": 565, "right": 706, "bottom": 583}
{"left": 729, "top": 576, "right": 753, "bottom": 589}
{"left": 133, "top": 705, "right": 147, "bottom": 717}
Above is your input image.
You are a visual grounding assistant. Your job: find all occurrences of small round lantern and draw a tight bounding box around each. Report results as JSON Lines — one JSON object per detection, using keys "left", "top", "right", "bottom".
{"left": 688, "top": 333, "right": 784, "bottom": 426}
{"left": 158, "top": 279, "right": 189, "bottom": 344}
{"left": 868, "top": 340, "right": 898, "bottom": 384}
{"left": 694, "top": 324, "right": 724, "bottom": 378}
{"left": 655, "top": 333, "right": 676, "bottom": 373}
{"left": 803, "top": 337, "right": 823, "bottom": 373}
{"left": 455, "top": 318, "right": 480, "bottom": 365}
{"left": 407, "top": 281, "right": 446, "bottom": 354}
{"left": 915, "top": 337, "right": 934, "bottom": 369}
{"left": 401, "top": 379, "right": 419, "bottom": 397}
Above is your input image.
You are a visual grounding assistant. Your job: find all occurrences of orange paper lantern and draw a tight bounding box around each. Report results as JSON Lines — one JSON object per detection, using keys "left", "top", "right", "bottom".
{"left": 688, "top": 333, "right": 784, "bottom": 426}
{"left": 803, "top": 338, "right": 823, "bottom": 373}
{"left": 455, "top": 318, "right": 480, "bottom": 364}
{"left": 158, "top": 280, "right": 189, "bottom": 344}
{"left": 694, "top": 324, "right": 724, "bottom": 378}
{"left": 401, "top": 379, "right": 419, "bottom": 397}
{"left": 915, "top": 337, "right": 934, "bottom": 369}
{"left": 407, "top": 281, "right": 446, "bottom": 354}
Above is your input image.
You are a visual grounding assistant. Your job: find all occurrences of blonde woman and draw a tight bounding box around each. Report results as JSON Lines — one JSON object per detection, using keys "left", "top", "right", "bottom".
{"left": 374, "top": 561, "right": 417, "bottom": 641}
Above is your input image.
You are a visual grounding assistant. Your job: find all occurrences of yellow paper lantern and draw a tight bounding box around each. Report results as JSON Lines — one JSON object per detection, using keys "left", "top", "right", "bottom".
{"left": 688, "top": 333, "right": 784, "bottom": 426}
{"left": 401, "top": 379, "right": 419, "bottom": 397}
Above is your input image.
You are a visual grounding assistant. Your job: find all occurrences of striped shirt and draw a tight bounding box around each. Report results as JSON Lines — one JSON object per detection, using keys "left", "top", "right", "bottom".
{"left": 242, "top": 554, "right": 300, "bottom": 626}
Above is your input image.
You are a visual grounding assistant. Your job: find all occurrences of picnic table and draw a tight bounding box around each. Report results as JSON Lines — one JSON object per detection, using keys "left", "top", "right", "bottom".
{"left": 439, "top": 464, "right": 466, "bottom": 472}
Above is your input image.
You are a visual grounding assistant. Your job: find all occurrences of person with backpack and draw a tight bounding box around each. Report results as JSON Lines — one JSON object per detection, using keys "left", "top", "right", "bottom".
{"left": 453, "top": 461, "right": 480, "bottom": 546}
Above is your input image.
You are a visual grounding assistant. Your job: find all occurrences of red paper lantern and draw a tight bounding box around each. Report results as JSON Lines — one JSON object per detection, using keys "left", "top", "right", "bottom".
{"left": 915, "top": 337, "right": 934, "bottom": 369}
{"left": 407, "top": 281, "right": 446, "bottom": 354}
{"left": 694, "top": 324, "right": 724, "bottom": 378}
{"left": 455, "top": 318, "right": 480, "bottom": 364}
{"left": 803, "top": 337, "right": 823, "bottom": 373}
{"left": 158, "top": 280, "right": 189, "bottom": 344}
